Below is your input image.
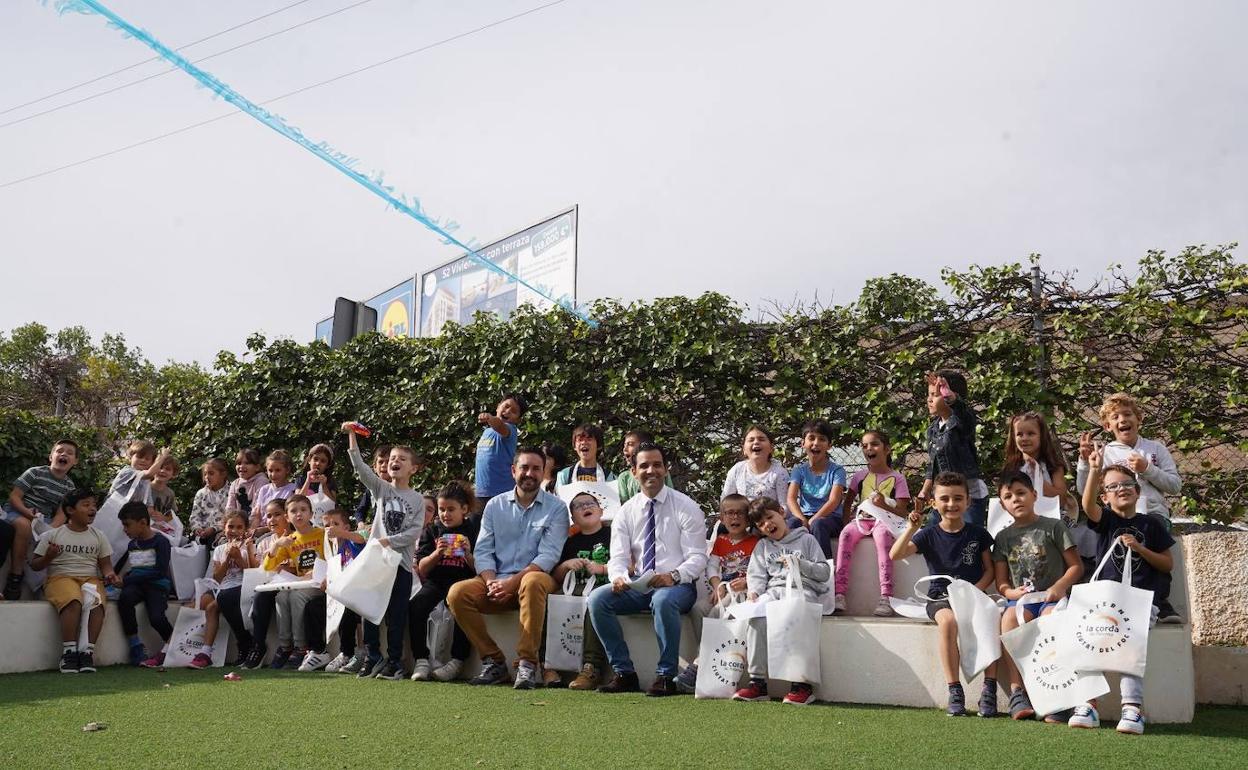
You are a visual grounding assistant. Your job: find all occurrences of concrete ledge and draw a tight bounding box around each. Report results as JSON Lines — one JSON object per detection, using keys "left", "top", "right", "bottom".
{"left": 1194, "top": 646, "right": 1248, "bottom": 706}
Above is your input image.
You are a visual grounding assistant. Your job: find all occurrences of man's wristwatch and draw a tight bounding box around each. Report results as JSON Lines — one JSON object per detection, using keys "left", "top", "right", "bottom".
{"left": 669, "top": 570, "right": 682, "bottom": 584}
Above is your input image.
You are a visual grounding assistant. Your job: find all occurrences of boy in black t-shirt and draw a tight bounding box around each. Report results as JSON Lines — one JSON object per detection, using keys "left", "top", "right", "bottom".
{"left": 555, "top": 490, "right": 611, "bottom": 690}
{"left": 891, "top": 472, "right": 996, "bottom": 718}
{"left": 1072, "top": 458, "right": 1175, "bottom": 735}
{"left": 409, "top": 481, "right": 480, "bottom": 683}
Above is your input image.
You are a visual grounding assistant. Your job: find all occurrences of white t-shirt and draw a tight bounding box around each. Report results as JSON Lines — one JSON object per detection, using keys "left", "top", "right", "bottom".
{"left": 211, "top": 542, "right": 251, "bottom": 590}
{"left": 721, "top": 459, "right": 790, "bottom": 504}
{"left": 34, "top": 525, "right": 113, "bottom": 578}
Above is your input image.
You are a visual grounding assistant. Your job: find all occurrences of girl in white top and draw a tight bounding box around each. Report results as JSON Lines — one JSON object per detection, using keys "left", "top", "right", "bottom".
{"left": 721, "top": 425, "right": 790, "bottom": 505}
{"left": 191, "top": 511, "right": 255, "bottom": 669}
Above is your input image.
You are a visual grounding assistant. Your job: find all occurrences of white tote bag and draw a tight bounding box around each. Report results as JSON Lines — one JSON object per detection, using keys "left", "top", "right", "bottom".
{"left": 544, "top": 571, "right": 596, "bottom": 672}
{"left": 170, "top": 543, "right": 210, "bottom": 602}
{"left": 239, "top": 567, "right": 271, "bottom": 633}
{"left": 326, "top": 514, "right": 401, "bottom": 625}
{"left": 765, "top": 560, "right": 822, "bottom": 685}
{"left": 95, "top": 482, "right": 144, "bottom": 566}
{"left": 22, "top": 521, "right": 55, "bottom": 594}
{"left": 164, "top": 608, "right": 231, "bottom": 668}
{"left": 1057, "top": 540, "right": 1153, "bottom": 677}
{"left": 1000, "top": 592, "right": 1108, "bottom": 717}
{"left": 77, "top": 581, "right": 102, "bottom": 649}
{"left": 855, "top": 499, "right": 910, "bottom": 539}
{"left": 427, "top": 601, "right": 455, "bottom": 668}
{"left": 695, "top": 587, "right": 750, "bottom": 699}
{"left": 888, "top": 575, "right": 951, "bottom": 620}
{"left": 324, "top": 530, "right": 346, "bottom": 644}
{"left": 987, "top": 463, "right": 1061, "bottom": 537}
{"left": 308, "top": 492, "right": 336, "bottom": 527}
{"left": 946, "top": 579, "right": 1004, "bottom": 680}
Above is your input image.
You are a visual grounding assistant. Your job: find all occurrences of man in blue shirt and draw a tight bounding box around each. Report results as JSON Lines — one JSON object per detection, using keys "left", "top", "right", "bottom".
{"left": 448, "top": 446, "right": 568, "bottom": 690}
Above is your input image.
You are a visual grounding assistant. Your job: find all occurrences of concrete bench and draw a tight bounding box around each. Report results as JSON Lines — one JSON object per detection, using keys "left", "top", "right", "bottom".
{"left": 0, "top": 538, "right": 1196, "bottom": 722}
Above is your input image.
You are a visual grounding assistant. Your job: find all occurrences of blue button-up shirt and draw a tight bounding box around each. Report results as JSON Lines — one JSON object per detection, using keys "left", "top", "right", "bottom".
{"left": 475, "top": 487, "right": 569, "bottom": 579}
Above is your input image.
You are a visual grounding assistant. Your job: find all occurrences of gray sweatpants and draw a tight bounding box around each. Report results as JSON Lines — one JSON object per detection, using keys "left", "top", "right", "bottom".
{"left": 275, "top": 587, "right": 321, "bottom": 648}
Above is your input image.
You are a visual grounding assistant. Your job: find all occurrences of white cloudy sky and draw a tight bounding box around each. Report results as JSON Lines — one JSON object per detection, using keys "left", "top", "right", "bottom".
{"left": 1, "top": 0, "right": 1245, "bottom": 365}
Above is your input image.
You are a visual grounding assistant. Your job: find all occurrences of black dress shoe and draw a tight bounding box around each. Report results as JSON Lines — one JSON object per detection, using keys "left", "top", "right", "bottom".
{"left": 646, "top": 674, "right": 681, "bottom": 697}
{"left": 597, "top": 671, "right": 641, "bottom": 693}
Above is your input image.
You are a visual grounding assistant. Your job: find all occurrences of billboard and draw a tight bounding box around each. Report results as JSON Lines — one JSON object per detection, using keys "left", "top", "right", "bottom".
{"left": 366, "top": 278, "right": 416, "bottom": 338}
{"left": 419, "top": 207, "right": 577, "bottom": 337}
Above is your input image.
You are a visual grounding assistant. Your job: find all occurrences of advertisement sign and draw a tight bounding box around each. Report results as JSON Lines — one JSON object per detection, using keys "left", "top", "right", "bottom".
{"left": 366, "top": 278, "right": 416, "bottom": 338}
{"left": 419, "top": 207, "right": 577, "bottom": 337}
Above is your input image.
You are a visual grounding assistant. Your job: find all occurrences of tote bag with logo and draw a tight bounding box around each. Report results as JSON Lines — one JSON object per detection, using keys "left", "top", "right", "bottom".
{"left": 1000, "top": 592, "right": 1108, "bottom": 717}
{"left": 1057, "top": 540, "right": 1153, "bottom": 677}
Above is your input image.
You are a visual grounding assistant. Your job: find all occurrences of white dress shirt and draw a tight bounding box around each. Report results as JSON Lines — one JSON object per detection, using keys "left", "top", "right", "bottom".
{"left": 607, "top": 485, "right": 708, "bottom": 584}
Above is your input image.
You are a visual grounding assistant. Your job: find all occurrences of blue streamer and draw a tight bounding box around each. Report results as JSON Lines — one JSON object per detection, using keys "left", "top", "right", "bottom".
{"left": 47, "top": 0, "right": 590, "bottom": 325}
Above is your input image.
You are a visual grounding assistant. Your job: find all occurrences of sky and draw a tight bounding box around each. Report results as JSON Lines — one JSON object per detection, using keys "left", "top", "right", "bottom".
{"left": 1, "top": 0, "right": 1245, "bottom": 366}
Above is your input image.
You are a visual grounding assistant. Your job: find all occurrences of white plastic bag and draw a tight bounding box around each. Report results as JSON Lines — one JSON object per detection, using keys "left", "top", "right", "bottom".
{"left": 77, "top": 581, "right": 102, "bottom": 649}
{"left": 170, "top": 543, "right": 210, "bottom": 602}
{"left": 308, "top": 492, "right": 336, "bottom": 526}
{"left": 855, "top": 499, "right": 910, "bottom": 539}
{"left": 765, "top": 560, "right": 822, "bottom": 684}
{"left": 695, "top": 586, "right": 750, "bottom": 699}
{"left": 887, "top": 575, "right": 951, "bottom": 620}
{"left": 324, "top": 530, "right": 346, "bottom": 644}
{"left": 94, "top": 483, "right": 144, "bottom": 567}
{"left": 427, "top": 601, "right": 455, "bottom": 668}
{"left": 987, "top": 463, "right": 1061, "bottom": 537}
{"left": 946, "top": 578, "right": 1004, "bottom": 680}
{"left": 164, "top": 607, "right": 230, "bottom": 668}
{"left": 1057, "top": 540, "right": 1153, "bottom": 677}
{"left": 239, "top": 567, "right": 271, "bottom": 633}
{"left": 326, "top": 514, "right": 400, "bottom": 625}
{"left": 1000, "top": 592, "right": 1108, "bottom": 717}
{"left": 544, "top": 571, "right": 595, "bottom": 672}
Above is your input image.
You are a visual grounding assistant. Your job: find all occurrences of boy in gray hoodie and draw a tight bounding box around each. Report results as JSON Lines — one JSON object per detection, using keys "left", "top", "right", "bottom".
{"left": 343, "top": 422, "right": 426, "bottom": 680}
{"left": 735, "top": 496, "right": 829, "bottom": 705}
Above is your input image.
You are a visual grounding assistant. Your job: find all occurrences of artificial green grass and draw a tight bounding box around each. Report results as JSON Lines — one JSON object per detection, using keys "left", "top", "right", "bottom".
{"left": 0, "top": 667, "right": 1243, "bottom": 769}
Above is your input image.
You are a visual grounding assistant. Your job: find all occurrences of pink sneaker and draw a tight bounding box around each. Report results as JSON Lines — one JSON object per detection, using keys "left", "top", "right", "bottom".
{"left": 189, "top": 653, "right": 213, "bottom": 669}
{"left": 140, "top": 652, "right": 165, "bottom": 668}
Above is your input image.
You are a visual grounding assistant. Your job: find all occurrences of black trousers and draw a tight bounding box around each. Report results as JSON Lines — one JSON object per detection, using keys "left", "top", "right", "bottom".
{"left": 408, "top": 579, "right": 470, "bottom": 661}
{"left": 364, "top": 568, "right": 412, "bottom": 664}
{"left": 215, "top": 585, "right": 254, "bottom": 652}
{"left": 118, "top": 582, "right": 173, "bottom": 640}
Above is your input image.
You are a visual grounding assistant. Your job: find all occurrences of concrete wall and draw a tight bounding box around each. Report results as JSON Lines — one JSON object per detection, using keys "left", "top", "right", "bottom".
{"left": 0, "top": 537, "right": 1201, "bottom": 722}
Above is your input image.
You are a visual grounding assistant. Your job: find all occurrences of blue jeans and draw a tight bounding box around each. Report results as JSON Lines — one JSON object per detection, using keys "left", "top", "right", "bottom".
{"left": 587, "top": 582, "right": 696, "bottom": 677}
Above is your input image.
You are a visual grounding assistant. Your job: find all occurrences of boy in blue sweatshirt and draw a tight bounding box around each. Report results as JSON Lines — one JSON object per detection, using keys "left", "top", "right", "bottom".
{"left": 116, "top": 501, "right": 174, "bottom": 667}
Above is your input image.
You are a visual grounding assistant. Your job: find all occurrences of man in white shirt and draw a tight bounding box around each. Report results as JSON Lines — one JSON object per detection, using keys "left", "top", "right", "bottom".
{"left": 587, "top": 443, "right": 707, "bottom": 696}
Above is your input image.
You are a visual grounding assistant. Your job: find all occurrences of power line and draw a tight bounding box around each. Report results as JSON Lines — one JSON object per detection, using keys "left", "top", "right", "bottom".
{"left": 0, "top": 0, "right": 571, "bottom": 191}
{"left": 0, "top": 0, "right": 317, "bottom": 117}
{"left": 0, "top": 0, "right": 380, "bottom": 131}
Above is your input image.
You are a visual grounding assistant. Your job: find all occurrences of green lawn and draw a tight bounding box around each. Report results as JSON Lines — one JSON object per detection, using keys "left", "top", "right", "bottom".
{"left": 0, "top": 667, "right": 1243, "bottom": 769}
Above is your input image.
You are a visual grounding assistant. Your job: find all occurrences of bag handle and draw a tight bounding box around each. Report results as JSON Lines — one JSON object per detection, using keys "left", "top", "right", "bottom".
{"left": 783, "top": 553, "right": 804, "bottom": 598}
{"left": 705, "top": 518, "right": 722, "bottom": 556}
{"left": 1012, "top": 591, "right": 1049, "bottom": 624}
{"left": 717, "top": 581, "right": 748, "bottom": 619}
{"left": 371, "top": 500, "right": 392, "bottom": 540}
{"left": 1087, "top": 538, "right": 1129, "bottom": 583}
{"left": 912, "top": 574, "right": 954, "bottom": 602}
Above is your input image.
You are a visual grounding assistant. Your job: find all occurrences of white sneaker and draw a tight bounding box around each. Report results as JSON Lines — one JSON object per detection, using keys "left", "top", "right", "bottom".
{"left": 514, "top": 660, "right": 539, "bottom": 690}
{"left": 432, "top": 659, "right": 464, "bottom": 682}
{"left": 410, "top": 658, "right": 432, "bottom": 681}
{"left": 1068, "top": 703, "right": 1100, "bottom": 729}
{"left": 873, "top": 597, "right": 896, "bottom": 617}
{"left": 833, "top": 594, "right": 848, "bottom": 614}
{"left": 298, "top": 651, "right": 332, "bottom": 672}
{"left": 324, "top": 652, "right": 351, "bottom": 673}
{"left": 1116, "top": 706, "right": 1145, "bottom": 735}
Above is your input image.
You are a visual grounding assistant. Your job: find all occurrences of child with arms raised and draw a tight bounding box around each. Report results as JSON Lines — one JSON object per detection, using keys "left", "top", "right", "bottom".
{"left": 409, "top": 481, "right": 480, "bottom": 682}
{"left": 918, "top": 371, "right": 989, "bottom": 527}
{"left": 890, "top": 472, "right": 996, "bottom": 717}
{"left": 1076, "top": 392, "right": 1183, "bottom": 622}
{"left": 344, "top": 422, "right": 426, "bottom": 680}
{"left": 1067, "top": 457, "right": 1175, "bottom": 734}
{"left": 115, "top": 502, "right": 175, "bottom": 667}
{"left": 353, "top": 445, "right": 392, "bottom": 525}
{"left": 674, "top": 493, "right": 759, "bottom": 693}
{"left": 3, "top": 439, "right": 79, "bottom": 599}
{"left": 721, "top": 426, "right": 790, "bottom": 505}
{"left": 994, "top": 471, "right": 1082, "bottom": 720}
{"left": 836, "top": 429, "right": 910, "bottom": 617}
{"left": 475, "top": 393, "right": 525, "bottom": 510}
{"left": 786, "top": 419, "right": 847, "bottom": 558}
{"left": 732, "top": 497, "right": 829, "bottom": 705}
{"left": 30, "top": 489, "right": 118, "bottom": 673}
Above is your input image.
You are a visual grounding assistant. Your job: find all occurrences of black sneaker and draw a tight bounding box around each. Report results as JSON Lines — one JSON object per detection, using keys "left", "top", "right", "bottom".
{"left": 3, "top": 573, "right": 22, "bottom": 601}
{"left": 1009, "top": 689, "right": 1035, "bottom": 720}
{"left": 242, "top": 645, "right": 267, "bottom": 670}
{"left": 268, "top": 647, "right": 293, "bottom": 670}
{"left": 356, "top": 656, "right": 383, "bottom": 678}
{"left": 469, "top": 659, "right": 510, "bottom": 686}
{"left": 373, "top": 660, "right": 406, "bottom": 680}
{"left": 1156, "top": 601, "right": 1183, "bottom": 624}
{"left": 978, "top": 681, "right": 999, "bottom": 718}
{"left": 946, "top": 685, "right": 966, "bottom": 716}
{"left": 78, "top": 651, "right": 96, "bottom": 673}
{"left": 59, "top": 650, "right": 79, "bottom": 674}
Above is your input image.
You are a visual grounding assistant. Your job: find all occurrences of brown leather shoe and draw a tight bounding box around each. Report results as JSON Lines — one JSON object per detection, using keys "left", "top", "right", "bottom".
{"left": 597, "top": 670, "right": 640, "bottom": 694}
{"left": 569, "top": 663, "right": 601, "bottom": 691}
{"left": 646, "top": 674, "right": 681, "bottom": 697}
{"left": 541, "top": 666, "right": 564, "bottom": 688}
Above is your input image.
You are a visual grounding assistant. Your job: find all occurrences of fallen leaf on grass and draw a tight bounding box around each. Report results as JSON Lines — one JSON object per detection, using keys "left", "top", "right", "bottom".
{"left": 81, "top": 722, "right": 107, "bottom": 732}
{"left": 528, "top": 701, "right": 548, "bottom": 706}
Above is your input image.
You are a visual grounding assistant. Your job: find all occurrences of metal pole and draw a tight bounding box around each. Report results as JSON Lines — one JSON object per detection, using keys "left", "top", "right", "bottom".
{"left": 1031, "top": 264, "right": 1046, "bottom": 387}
